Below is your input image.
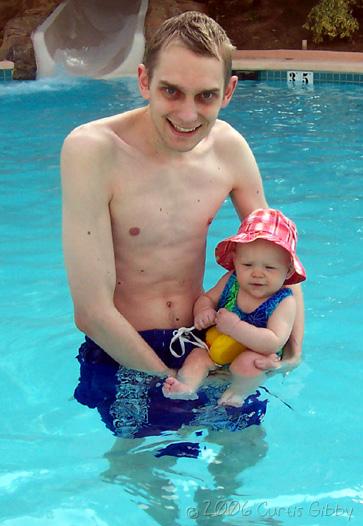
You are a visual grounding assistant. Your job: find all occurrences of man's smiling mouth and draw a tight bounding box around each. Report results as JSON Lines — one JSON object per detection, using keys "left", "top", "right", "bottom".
{"left": 167, "top": 119, "right": 202, "bottom": 133}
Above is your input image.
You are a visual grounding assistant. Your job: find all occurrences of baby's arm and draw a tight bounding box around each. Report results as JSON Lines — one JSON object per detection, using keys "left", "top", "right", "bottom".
{"left": 216, "top": 295, "right": 296, "bottom": 355}
{"left": 193, "top": 272, "right": 232, "bottom": 330}
{"left": 193, "top": 294, "right": 217, "bottom": 329}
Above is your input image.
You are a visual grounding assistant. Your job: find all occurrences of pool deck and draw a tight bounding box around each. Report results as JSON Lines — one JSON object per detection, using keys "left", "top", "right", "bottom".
{"left": 232, "top": 49, "right": 363, "bottom": 73}
{"left": 0, "top": 60, "right": 14, "bottom": 69}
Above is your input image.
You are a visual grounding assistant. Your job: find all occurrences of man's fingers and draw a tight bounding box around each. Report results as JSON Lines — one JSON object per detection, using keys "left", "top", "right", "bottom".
{"left": 254, "top": 356, "right": 281, "bottom": 371}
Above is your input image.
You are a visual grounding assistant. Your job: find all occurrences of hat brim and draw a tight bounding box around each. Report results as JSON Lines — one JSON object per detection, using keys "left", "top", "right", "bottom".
{"left": 215, "top": 232, "right": 306, "bottom": 285}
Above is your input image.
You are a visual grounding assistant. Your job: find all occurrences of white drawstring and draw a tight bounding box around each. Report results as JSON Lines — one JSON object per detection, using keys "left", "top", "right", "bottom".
{"left": 169, "top": 326, "right": 209, "bottom": 358}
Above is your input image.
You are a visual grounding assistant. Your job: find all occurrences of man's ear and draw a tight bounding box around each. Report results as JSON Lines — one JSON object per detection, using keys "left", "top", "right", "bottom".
{"left": 221, "top": 75, "right": 238, "bottom": 108}
{"left": 138, "top": 64, "right": 150, "bottom": 100}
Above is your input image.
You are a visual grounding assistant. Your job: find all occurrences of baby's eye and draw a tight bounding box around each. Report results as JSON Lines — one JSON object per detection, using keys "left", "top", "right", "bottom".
{"left": 265, "top": 266, "right": 276, "bottom": 270}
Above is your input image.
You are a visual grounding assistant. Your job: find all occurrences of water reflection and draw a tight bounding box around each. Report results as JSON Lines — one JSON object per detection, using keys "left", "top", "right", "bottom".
{"left": 73, "top": 338, "right": 273, "bottom": 524}
{"left": 101, "top": 426, "right": 269, "bottom": 526}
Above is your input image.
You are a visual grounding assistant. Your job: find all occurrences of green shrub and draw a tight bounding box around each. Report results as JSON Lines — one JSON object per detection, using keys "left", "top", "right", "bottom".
{"left": 303, "top": 0, "right": 359, "bottom": 43}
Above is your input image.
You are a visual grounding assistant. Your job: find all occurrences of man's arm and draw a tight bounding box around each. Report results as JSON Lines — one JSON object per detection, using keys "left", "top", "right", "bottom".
{"left": 61, "top": 129, "right": 173, "bottom": 377}
{"left": 228, "top": 133, "right": 305, "bottom": 370}
{"left": 229, "top": 134, "right": 268, "bottom": 218}
{"left": 278, "top": 283, "right": 304, "bottom": 369}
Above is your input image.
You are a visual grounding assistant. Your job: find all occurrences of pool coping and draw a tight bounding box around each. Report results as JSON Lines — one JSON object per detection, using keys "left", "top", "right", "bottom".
{"left": 232, "top": 49, "right": 363, "bottom": 74}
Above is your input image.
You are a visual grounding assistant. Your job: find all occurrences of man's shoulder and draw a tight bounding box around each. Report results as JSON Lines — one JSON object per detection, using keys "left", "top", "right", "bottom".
{"left": 214, "top": 119, "right": 247, "bottom": 143}
{"left": 61, "top": 118, "right": 120, "bottom": 177}
{"left": 213, "top": 119, "right": 251, "bottom": 156}
{"left": 63, "top": 108, "right": 142, "bottom": 156}
{"left": 63, "top": 116, "right": 118, "bottom": 153}
{"left": 61, "top": 109, "right": 146, "bottom": 183}
{"left": 214, "top": 118, "right": 237, "bottom": 136}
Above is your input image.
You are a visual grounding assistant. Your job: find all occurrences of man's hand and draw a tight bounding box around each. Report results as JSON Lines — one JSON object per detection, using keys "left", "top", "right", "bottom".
{"left": 254, "top": 353, "right": 281, "bottom": 373}
{"left": 194, "top": 308, "right": 217, "bottom": 330}
{"left": 254, "top": 352, "right": 302, "bottom": 375}
{"left": 215, "top": 308, "right": 240, "bottom": 337}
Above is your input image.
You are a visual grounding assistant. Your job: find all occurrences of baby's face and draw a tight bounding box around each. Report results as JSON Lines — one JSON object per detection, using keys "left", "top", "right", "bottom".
{"left": 233, "top": 238, "right": 292, "bottom": 298}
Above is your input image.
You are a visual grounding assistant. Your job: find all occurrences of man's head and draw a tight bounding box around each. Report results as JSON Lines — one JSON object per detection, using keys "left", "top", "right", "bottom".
{"left": 143, "top": 11, "right": 235, "bottom": 89}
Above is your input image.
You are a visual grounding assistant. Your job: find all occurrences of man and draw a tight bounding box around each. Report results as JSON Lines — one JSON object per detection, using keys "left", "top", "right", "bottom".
{"left": 62, "top": 11, "right": 304, "bottom": 381}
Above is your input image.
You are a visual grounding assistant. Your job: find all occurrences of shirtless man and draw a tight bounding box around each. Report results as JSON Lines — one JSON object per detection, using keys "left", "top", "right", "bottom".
{"left": 62, "top": 12, "right": 304, "bottom": 380}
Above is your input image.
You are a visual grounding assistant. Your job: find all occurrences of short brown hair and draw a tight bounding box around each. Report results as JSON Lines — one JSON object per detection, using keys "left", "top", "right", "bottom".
{"left": 143, "top": 11, "right": 235, "bottom": 88}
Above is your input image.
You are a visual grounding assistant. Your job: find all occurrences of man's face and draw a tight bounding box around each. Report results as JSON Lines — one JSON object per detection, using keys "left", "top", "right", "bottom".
{"left": 138, "top": 42, "right": 237, "bottom": 154}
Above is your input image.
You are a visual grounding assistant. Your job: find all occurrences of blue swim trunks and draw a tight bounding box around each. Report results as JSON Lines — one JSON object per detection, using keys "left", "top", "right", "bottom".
{"left": 74, "top": 329, "right": 268, "bottom": 439}
{"left": 78, "top": 327, "right": 205, "bottom": 370}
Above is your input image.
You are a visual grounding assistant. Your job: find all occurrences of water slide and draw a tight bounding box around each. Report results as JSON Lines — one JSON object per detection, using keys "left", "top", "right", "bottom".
{"left": 32, "top": 0, "right": 148, "bottom": 79}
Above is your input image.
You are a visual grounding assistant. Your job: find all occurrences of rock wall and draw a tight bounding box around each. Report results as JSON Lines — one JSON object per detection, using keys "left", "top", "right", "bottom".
{"left": 0, "top": 0, "right": 211, "bottom": 80}
{"left": 0, "top": 0, "right": 63, "bottom": 79}
{"left": 144, "top": 0, "right": 208, "bottom": 41}
{"left": 3, "top": 0, "right": 353, "bottom": 80}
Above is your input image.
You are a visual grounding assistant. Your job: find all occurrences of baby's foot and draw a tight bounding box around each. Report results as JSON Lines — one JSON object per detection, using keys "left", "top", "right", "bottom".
{"left": 218, "top": 387, "right": 245, "bottom": 408}
{"left": 162, "top": 377, "right": 198, "bottom": 400}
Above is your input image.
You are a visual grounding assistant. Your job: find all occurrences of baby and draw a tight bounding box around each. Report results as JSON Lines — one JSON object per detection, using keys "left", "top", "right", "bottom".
{"left": 162, "top": 208, "right": 306, "bottom": 407}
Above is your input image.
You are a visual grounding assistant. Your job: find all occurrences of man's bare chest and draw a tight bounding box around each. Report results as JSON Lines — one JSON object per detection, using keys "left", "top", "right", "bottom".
{"left": 109, "top": 165, "right": 231, "bottom": 245}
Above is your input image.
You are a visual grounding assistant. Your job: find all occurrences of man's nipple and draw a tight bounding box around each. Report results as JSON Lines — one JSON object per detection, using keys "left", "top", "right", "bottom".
{"left": 129, "top": 226, "right": 141, "bottom": 236}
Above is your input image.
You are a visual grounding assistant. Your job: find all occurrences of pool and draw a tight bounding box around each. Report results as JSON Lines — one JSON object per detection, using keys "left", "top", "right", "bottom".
{"left": 1, "top": 77, "right": 362, "bottom": 525}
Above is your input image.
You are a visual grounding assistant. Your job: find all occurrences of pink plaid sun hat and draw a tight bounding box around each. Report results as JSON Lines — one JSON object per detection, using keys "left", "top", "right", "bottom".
{"left": 215, "top": 208, "right": 306, "bottom": 285}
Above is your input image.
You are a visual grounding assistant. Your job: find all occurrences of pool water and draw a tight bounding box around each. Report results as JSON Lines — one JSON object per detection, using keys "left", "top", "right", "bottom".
{"left": 1, "top": 77, "right": 362, "bottom": 525}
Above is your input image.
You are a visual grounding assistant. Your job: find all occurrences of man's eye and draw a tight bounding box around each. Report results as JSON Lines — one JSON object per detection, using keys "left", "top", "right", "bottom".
{"left": 163, "top": 87, "right": 177, "bottom": 97}
{"left": 198, "top": 91, "right": 217, "bottom": 103}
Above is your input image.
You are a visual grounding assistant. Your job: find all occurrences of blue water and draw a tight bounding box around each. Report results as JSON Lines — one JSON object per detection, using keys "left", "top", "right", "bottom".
{"left": 1, "top": 76, "right": 362, "bottom": 525}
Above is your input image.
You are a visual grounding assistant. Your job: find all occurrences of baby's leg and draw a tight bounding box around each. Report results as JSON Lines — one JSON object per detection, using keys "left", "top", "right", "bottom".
{"left": 162, "top": 348, "right": 215, "bottom": 400}
{"left": 218, "top": 351, "right": 271, "bottom": 407}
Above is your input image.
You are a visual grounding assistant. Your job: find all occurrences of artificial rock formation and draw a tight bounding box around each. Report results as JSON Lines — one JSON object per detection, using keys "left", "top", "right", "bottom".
{"left": 3, "top": 0, "right": 359, "bottom": 80}
{"left": 0, "top": 0, "right": 209, "bottom": 80}
{"left": 144, "top": 0, "right": 208, "bottom": 41}
{"left": 0, "top": 0, "right": 63, "bottom": 79}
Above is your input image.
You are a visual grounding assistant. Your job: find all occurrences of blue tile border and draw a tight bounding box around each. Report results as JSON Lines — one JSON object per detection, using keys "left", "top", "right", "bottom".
{"left": 2, "top": 66, "right": 361, "bottom": 84}
{"left": 233, "top": 69, "right": 363, "bottom": 85}
{"left": 0, "top": 68, "right": 13, "bottom": 81}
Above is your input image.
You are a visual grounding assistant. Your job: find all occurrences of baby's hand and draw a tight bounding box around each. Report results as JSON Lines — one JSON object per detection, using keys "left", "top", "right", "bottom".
{"left": 215, "top": 308, "right": 240, "bottom": 337}
{"left": 194, "top": 308, "right": 217, "bottom": 330}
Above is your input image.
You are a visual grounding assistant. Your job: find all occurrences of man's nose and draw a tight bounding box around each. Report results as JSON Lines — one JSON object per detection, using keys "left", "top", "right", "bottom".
{"left": 176, "top": 98, "right": 198, "bottom": 123}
